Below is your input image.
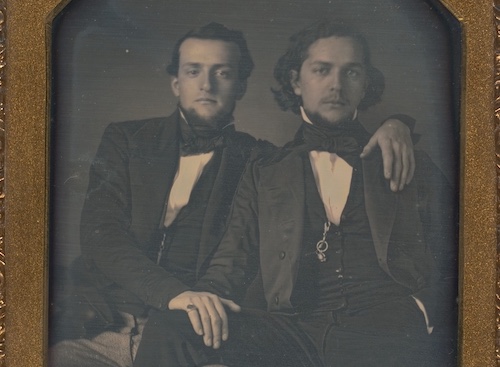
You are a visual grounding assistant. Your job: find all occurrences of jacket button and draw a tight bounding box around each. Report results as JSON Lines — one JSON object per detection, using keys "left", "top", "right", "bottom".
{"left": 279, "top": 251, "right": 286, "bottom": 260}
{"left": 274, "top": 296, "right": 279, "bottom": 305}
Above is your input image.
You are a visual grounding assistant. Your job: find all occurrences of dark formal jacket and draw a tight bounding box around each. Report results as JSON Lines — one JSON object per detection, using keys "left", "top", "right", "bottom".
{"left": 77, "top": 110, "right": 266, "bottom": 319}
{"left": 195, "top": 124, "right": 458, "bottom": 327}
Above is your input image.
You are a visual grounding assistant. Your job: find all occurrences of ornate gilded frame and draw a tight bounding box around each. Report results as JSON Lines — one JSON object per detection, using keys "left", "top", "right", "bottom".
{"left": 3, "top": 0, "right": 496, "bottom": 365}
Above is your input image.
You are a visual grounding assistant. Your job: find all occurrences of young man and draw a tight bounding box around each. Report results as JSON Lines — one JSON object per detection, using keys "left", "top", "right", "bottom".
{"left": 50, "top": 22, "right": 417, "bottom": 367}
{"left": 135, "top": 21, "right": 457, "bottom": 367}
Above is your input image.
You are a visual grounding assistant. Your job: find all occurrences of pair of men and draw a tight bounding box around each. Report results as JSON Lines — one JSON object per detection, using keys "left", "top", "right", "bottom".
{"left": 50, "top": 20, "right": 454, "bottom": 367}
{"left": 133, "top": 21, "right": 457, "bottom": 367}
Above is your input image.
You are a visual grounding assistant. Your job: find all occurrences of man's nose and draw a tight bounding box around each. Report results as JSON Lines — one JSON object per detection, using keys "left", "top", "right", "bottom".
{"left": 329, "top": 70, "right": 342, "bottom": 91}
{"left": 200, "top": 72, "right": 215, "bottom": 92}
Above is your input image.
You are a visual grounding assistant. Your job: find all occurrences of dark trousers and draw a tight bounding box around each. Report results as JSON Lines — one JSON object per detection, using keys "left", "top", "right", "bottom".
{"left": 134, "top": 297, "right": 456, "bottom": 367}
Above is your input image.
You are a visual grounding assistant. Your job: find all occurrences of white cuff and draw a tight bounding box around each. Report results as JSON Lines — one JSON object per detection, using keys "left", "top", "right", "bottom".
{"left": 411, "top": 296, "right": 434, "bottom": 335}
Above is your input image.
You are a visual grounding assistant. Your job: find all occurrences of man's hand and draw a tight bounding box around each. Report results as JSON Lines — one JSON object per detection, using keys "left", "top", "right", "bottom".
{"left": 168, "top": 291, "right": 241, "bottom": 349}
{"left": 360, "top": 118, "right": 415, "bottom": 192}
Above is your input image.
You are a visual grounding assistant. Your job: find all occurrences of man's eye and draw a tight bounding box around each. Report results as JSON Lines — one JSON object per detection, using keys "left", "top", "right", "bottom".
{"left": 313, "top": 67, "right": 329, "bottom": 75}
{"left": 346, "top": 69, "right": 360, "bottom": 78}
{"left": 186, "top": 69, "right": 200, "bottom": 76}
{"left": 215, "top": 69, "right": 232, "bottom": 78}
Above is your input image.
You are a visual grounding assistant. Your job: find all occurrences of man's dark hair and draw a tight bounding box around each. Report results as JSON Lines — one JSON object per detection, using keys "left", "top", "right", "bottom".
{"left": 272, "top": 21, "right": 385, "bottom": 115}
{"left": 167, "top": 22, "right": 254, "bottom": 83}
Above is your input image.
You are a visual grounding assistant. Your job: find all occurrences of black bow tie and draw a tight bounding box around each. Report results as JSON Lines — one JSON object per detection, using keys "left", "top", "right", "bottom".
{"left": 299, "top": 122, "right": 363, "bottom": 167}
{"left": 179, "top": 122, "right": 234, "bottom": 156}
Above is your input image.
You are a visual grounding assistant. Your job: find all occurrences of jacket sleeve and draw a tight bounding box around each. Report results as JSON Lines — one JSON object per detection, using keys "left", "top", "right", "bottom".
{"left": 80, "top": 123, "right": 190, "bottom": 311}
{"left": 193, "top": 158, "right": 261, "bottom": 302}
{"left": 416, "top": 151, "right": 458, "bottom": 281}
{"left": 412, "top": 151, "right": 459, "bottom": 328}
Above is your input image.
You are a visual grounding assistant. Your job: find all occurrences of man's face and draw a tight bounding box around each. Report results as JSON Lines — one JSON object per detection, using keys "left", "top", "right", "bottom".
{"left": 171, "top": 38, "right": 246, "bottom": 130}
{"left": 291, "top": 36, "right": 368, "bottom": 126}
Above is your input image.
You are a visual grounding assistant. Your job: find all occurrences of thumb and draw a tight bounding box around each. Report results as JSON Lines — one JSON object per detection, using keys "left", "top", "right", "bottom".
{"left": 220, "top": 298, "right": 241, "bottom": 313}
{"left": 360, "top": 135, "right": 377, "bottom": 158}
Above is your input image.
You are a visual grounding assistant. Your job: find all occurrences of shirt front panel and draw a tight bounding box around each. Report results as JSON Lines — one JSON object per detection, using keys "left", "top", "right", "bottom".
{"left": 159, "top": 150, "right": 222, "bottom": 287}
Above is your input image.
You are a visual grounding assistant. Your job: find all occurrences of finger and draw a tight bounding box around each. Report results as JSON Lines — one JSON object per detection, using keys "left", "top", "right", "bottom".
{"left": 399, "top": 145, "right": 410, "bottom": 191}
{"left": 379, "top": 138, "right": 393, "bottom": 180}
{"left": 390, "top": 143, "right": 403, "bottom": 192}
{"left": 360, "top": 135, "right": 378, "bottom": 158}
{"left": 194, "top": 300, "right": 214, "bottom": 347}
{"left": 220, "top": 298, "right": 242, "bottom": 313}
{"left": 185, "top": 304, "right": 203, "bottom": 336}
{"left": 407, "top": 148, "right": 416, "bottom": 184}
{"left": 202, "top": 297, "right": 226, "bottom": 349}
{"left": 211, "top": 298, "right": 229, "bottom": 347}
{"left": 204, "top": 297, "right": 224, "bottom": 349}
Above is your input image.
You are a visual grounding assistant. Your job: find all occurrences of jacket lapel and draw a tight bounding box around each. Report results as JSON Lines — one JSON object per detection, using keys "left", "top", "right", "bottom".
{"left": 258, "top": 151, "right": 306, "bottom": 311}
{"left": 362, "top": 155, "right": 397, "bottom": 275}
{"left": 196, "top": 134, "right": 251, "bottom": 274}
{"left": 128, "top": 112, "right": 180, "bottom": 236}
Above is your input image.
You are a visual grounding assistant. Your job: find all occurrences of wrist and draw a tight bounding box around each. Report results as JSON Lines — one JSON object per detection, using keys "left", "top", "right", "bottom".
{"left": 382, "top": 114, "right": 416, "bottom": 132}
{"left": 381, "top": 114, "right": 420, "bottom": 144}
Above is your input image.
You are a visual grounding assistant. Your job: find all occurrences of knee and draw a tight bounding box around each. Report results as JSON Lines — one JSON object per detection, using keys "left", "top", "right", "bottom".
{"left": 144, "top": 310, "right": 193, "bottom": 339}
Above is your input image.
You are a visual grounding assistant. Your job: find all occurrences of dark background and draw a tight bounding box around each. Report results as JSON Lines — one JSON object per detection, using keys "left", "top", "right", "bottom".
{"left": 50, "top": 0, "right": 460, "bottom": 270}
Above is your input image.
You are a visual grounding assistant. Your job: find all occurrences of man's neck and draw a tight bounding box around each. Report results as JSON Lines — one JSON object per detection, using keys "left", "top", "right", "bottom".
{"left": 300, "top": 106, "right": 358, "bottom": 132}
{"left": 178, "top": 107, "right": 233, "bottom": 138}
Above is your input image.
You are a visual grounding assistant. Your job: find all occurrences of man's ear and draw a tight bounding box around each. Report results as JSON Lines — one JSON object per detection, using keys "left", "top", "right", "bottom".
{"left": 235, "top": 80, "right": 247, "bottom": 101}
{"left": 171, "top": 76, "right": 180, "bottom": 97}
{"left": 290, "top": 70, "right": 301, "bottom": 96}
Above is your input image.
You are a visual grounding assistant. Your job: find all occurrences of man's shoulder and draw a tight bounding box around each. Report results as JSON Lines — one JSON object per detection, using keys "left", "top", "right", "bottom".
{"left": 225, "top": 131, "right": 278, "bottom": 160}
{"left": 99, "top": 113, "right": 181, "bottom": 155}
{"left": 107, "top": 114, "right": 176, "bottom": 137}
{"left": 253, "top": 139, "right": 299, "bottom": 167}
{"left": 112, "top": 116, "right": 169, "bottom": 129}
{"left": 229, "top": 130, "right": 257, "bottom": 146}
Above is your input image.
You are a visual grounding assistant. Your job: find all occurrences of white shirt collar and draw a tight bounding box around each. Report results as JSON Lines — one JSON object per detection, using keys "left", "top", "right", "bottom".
{"left": 179, "top": 108, "right": 235, "bottom": 130}
{"left": 299, "top": 106, "right": 358, "bottom": 125}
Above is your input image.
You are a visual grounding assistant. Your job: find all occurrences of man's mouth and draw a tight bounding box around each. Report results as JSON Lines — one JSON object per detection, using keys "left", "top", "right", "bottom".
{"left": 321, "top": 95, "right": 347, "bottom": 105}
{"left": 323, "top": 99, "right": 346, "bottom": 108}
{"left": 196, "top": 98, "right": 217, "bottom": 104}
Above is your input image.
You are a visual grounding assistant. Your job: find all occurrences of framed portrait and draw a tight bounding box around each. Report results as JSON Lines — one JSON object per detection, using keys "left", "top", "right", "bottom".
{"left": 4, "top": 0, "right": 497, "bottom": 365}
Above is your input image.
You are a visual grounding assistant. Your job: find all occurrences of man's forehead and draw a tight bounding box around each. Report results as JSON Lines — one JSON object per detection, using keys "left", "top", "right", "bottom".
{"left": 178, "top": 38, "right": 241, "bottom": 65}
{"left": 304, "top": 36, "right": 366, "bottom": 65}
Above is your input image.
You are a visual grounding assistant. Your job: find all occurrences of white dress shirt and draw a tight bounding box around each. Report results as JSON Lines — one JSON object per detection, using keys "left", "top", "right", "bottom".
{"left": 301, "top": 107, "right": 353, "bottom": 226}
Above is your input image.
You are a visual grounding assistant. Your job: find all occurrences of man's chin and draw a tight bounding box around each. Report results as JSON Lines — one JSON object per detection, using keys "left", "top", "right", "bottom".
{"left": 181, "top": 107, "right": 233, "bottom": 131}
{"left": 306, "top": 110, "right": 353, "bottom": 128}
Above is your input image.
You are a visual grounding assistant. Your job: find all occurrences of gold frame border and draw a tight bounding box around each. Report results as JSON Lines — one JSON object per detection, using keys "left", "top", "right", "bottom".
{"left": 4, "top": 0, "right": 495, "bottom": 365}
{"left": 0, "top": 0, "right": 5, "bottom": 365}
{"left": 495, "top": 1, "right": 500, "bottom": 363}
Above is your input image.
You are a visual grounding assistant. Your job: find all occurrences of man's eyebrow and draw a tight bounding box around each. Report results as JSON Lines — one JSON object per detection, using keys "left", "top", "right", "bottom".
{"left": 180, "top": 62, "right": 235, "bottom": 69}
{"left": 309, "top": 60, "right": 365, "bottom": 68}
{"left": 212, "top": 63, "right": 236, "bottom": 69}
{"left": 344, "top": 62, "right": 365, "bottom": 68}
{"left": 309, "top": 61, "right": 332, "bottom": 67}
{"left": 180, "top": 62, "right": 201, "bottom": 68}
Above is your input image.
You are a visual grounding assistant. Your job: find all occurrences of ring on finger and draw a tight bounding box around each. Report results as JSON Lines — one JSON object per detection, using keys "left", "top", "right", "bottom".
{"left": 186, "top": 304, "right": 198, "bottom": 313}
